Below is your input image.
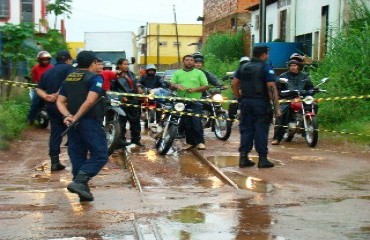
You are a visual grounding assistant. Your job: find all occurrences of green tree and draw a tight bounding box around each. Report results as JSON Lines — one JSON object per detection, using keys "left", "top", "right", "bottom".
{"left": 0, "top": 23, "right": 36, "bottom": 79}
{"left": 46, "top": 0, "right": 73, "bottom": 29}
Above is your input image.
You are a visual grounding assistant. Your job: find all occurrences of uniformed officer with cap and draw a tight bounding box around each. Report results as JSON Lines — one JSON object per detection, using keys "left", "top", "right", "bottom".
{"left": 56, "top": 50, "right": 108, "bottom": 202}
{"left": 231, "top": 46, "right": 281, "bottom": 168}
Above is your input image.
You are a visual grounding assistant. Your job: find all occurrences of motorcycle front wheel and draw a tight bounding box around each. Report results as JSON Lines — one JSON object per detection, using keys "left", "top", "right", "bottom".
{"left": 156, "top": 124, "right": 177, "bottom": 155}
{"left": 214, "top": 112, "right": 232, "bottom": 141}
{"left": 304, "top": 116, "right": 318, "bottom": 147}
{"left": 105, "top": 121, "right": 121, "bottom": 155}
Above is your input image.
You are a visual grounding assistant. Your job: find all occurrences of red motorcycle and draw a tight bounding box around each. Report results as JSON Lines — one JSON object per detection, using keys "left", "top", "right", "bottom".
{"left": 278, "top": 77, "right": 328, "bottom": 147}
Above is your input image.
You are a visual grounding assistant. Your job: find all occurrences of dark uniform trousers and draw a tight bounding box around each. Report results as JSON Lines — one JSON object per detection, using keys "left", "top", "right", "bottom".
{"left": 239, "top": 98, "right": 272, "bottom": 157}
{"left": 67, "top": 118, "right": 108, "bottom": 177}
{"left": 183, "top": 102, "right": 204, "bottom": 146}
{"left": 46, "top": 103, "right": 66, "bottom": 157}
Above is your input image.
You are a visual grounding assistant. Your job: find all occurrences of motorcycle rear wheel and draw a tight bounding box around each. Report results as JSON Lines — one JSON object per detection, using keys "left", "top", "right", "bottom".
{"left": 214, "top": 112, "right": 232, "bottom": 141}
{"left": 105, "top": 121, "right": 121, "bottom": 155}
{"left": 36, "top": 111, "right": 49, "bottom": 128}
{"left": 305, "top": 116, "right": 318, "bottom": 147}
{"left": 156, "top": 124, "right": 177, "bottom": 155}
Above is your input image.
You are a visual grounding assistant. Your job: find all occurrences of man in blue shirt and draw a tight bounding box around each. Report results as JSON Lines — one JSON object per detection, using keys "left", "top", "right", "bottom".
{"left": 36, "top": 50, "right": 74, "bottom": 171}
{"left": 57, "top": 51, "right": 108, "bottom": 202}
{"left": 231, "top": 46, "right": 281, "bottom": 168}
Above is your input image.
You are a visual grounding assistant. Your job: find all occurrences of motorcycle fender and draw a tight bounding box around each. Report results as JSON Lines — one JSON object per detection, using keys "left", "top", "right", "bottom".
{"left": 305, "top": 112, "right": 316, "bottom": 116}
{"left": 112, "top": 107, "right": 126, "bottom": 116}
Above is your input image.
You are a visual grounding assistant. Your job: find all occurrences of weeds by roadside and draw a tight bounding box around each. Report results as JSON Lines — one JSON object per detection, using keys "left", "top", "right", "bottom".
{"left": 0, "top": 92, "right": 29, "bottom": 149}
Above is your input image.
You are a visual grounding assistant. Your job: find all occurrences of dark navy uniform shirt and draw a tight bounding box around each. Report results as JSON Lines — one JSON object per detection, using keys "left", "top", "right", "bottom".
{"left": 234, "top": 63, "right": 276, "bottom": 83}
{"left": 37, "top": 63, "right": 75, "bottom": 94}
{"left": 59, "top": 74, "right": 104, "bottom": 97}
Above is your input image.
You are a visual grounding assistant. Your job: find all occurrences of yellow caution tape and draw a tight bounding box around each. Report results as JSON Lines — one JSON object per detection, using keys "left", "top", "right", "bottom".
{"left": 274, "top": 124, "right": 370, "bottom": 138}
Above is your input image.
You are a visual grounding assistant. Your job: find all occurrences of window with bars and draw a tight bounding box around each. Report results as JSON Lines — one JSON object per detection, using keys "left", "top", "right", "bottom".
{"left": 0, "top": 0, "right": 10, "bottom": 21}
{"left": 21, "top": 0, "right": 34, "bottom": 23}
{"left": 278, "top": 0, "right": 291, "bottom": 9}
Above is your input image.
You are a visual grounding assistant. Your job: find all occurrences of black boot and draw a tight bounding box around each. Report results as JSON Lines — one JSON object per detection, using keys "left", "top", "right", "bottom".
{"left": 50, "top": 155, "right": 66, "bottom": 171}
{"left": 258, "top": 156, "right": 274, "bottom": 168}
{"left": 239, "top": 152, "right": 255, "bottom": 168}
{"left": 67, "top": 171, "right": 94, "bottom": 202}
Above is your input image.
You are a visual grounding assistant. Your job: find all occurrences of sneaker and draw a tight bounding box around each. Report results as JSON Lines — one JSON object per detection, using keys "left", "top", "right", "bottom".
{"left": 131, "top": 141, "right": 144, "bottom": 147}
{"left": 271, "top": 140, "right": 280, "bottom": 145}
{"left": 196, "top": 143, "right": 206, "bottom": 150}
{"left": 182, "top": 144, "right": 194, "bottom": 150}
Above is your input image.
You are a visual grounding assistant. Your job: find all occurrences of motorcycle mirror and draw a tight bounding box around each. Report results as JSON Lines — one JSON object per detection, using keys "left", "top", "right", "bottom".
{"left": 278, "top": 78, "right": 289, "bottom": 83}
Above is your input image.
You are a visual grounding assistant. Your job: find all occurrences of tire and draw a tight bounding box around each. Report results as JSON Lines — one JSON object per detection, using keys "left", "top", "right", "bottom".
{"left": 286, "top": 134, "right": 294, "bottom": 142}
{"left": 214, "top": 112, "right": 232, "bottom": 141}
{"left": 36, "top": 111, "right": 49, "bottom": 128}
{"left": 156, "top": 124, "right": 177, "bottom": 155}
{"left": 201, "top": 109, "right": 211, "bottom": 128}
{"left": 105, "top": 121, "right": 121, "bottom": 155}
{"left": 304, "top": 116, "right": 318, "bottom": 147}
{"left": 148, "top": 109, "right": 156, "bottom": 125}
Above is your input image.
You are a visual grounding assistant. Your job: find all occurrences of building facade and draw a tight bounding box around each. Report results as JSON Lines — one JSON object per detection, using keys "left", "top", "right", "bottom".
{"left": 247, "top": 0, "right": 363, "bottom": 60}
{"left": 137, "top": 23, "right": 202, "bottom": 69}
{"left": 0, "top": 0, "right": 49, "bottom": 33}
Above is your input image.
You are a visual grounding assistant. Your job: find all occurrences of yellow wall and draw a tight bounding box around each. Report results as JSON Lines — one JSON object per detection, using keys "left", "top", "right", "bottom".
{"left": 144, "top": 23, "right": 202, "bottom": 65}
{"left": 67, "top": 42, "right": 85, "bottom": 59}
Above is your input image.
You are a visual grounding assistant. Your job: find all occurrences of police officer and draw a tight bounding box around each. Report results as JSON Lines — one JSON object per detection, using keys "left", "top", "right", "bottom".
{"left": 231, "top": 46, "right": 281, "bottom": 168}
{"left": 272, "top": 53, "right": 314, "bottom": 145}
{"left": 56, "top": 51, "right": 108, "bottom": 202}
{"left": 228, "top": 56, "right": 251, "bottom": 120}
{"left": 36, "top": 50, "right": 74, "bottom": 171}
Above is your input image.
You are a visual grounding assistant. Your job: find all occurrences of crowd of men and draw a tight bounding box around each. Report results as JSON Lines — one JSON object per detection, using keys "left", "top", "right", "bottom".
{"left": 29, "top": 46, "right": 312, "bottom": 202}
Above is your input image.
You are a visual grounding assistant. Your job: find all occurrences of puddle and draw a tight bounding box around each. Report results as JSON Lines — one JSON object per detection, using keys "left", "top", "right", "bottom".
{"left": 168, "top": 206, "right": 205, "bottom": 223}
{"left": 207, "top": 155, "right": 281, "bottom": 168}
{"left": 227, "top": 172, "right": 274, "bottom": 193}
{"left": 178, "top": 153, "right": 225, "bottom": 189}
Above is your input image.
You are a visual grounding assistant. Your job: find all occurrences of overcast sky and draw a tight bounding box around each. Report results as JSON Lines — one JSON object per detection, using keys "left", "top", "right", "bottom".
{"left": 63, "top": 0, "right": 204, "bottom": 42}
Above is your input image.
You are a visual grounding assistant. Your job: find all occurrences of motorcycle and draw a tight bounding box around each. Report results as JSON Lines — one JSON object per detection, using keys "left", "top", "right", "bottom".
{"left": 277, "top": 77, "right": 329, "bottom": 147}
{"left": 29, "top": 89, "right": 49, "bottom": 128}
{"left": 140, "top": 88, "right": 158, "bottom": 129}
{"left": 201, "top": 86, "right": 232, "bottom": 140}
{"left": 154, "top": 93, "right": 190, "bottom": 155}
{"left": 103, "top": 95, "right": 126, "bottom": 154}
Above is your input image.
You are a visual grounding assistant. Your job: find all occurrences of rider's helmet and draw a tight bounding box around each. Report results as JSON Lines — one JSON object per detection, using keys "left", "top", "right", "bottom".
{"left": 103, "top": 61, "right": 113, "bottom": 70}
{"left": 289, "top": 53, "right": 304, "bottom": 62}
{"left": 37, "top": 51, "right": 51, "bottom": 64}
{"left": 145, "top": 64, "right": 157, "bottom": 75}
{"left": 288, "top": 53, "right": 304, "bottom": 70}
{"left": 239, "top": 56, "right": 250, "bottom": 65}
{"left": 192, "top": 52, "right": 204, "bottom": 63}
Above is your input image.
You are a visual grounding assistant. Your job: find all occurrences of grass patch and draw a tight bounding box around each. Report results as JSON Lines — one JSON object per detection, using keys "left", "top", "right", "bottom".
{"left": 0, "top": 91, "right": 29, "bottom": 149}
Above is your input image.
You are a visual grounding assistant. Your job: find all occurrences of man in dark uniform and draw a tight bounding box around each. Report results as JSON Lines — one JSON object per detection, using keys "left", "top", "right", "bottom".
{"left": 56, "top": 51, "right": 108, "bottom": 202}
{"left": 36, "top": 50, "right": 74, "bottom": 171}
{"left": 231, "top": 46, "right": 281, "bottom": 168}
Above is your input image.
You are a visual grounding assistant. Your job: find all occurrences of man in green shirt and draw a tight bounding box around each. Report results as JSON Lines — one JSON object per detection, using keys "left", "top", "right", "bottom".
{"left": 170, "top": 54, "right": 208, "bottom": 150}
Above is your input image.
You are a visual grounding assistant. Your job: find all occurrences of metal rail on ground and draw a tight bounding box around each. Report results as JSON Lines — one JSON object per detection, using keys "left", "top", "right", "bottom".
{"left": 190, "top": 148, "right": 239, "bottom": 189}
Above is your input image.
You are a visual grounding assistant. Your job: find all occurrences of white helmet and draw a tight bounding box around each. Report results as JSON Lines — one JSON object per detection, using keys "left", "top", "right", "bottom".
{"left": 146, "top": 64, "right": 157, "bottom": 71}
{"left": 239, "top": 56, "right": 250, "bottom": 63}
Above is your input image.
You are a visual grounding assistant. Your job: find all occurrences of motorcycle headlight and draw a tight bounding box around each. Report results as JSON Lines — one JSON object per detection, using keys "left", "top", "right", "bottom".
{"left": 174, "top": 102, "right": 185, "bottom": 112}
{"left": 212, "top": 93, "right": 224, "bottom": 102}
{"left": 110, "top": 99, "right": 121, "bottom": 107}
{"left": 303, "top": 96, "right": 314, "bottom": 105}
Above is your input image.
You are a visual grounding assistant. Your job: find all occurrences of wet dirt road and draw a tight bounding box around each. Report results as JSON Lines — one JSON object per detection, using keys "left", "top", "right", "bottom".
{"left": 0, "top": 125, "right": 369, "bottom": 240}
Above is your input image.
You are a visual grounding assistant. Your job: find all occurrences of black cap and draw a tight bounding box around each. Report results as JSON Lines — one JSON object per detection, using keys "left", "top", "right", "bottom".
{"left": 76, "top": 51, "right": 97, "bottom": 68}
{"left": 56, "top": 50, "right": 72, "bottom": 63}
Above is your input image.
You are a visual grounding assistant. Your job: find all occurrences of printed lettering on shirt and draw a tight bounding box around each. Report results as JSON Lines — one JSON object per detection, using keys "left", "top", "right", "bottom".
{"left": 66, "top": 73, "right": 84, "bottom": 82}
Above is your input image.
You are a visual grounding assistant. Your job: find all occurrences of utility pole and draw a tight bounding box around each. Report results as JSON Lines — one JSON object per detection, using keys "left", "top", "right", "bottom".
{"left": 145, "top": 22, "right": 148, "bottom": 65}
{"left": 173, "top": 5, "right": 181, "bottom": 68}
{"left": 156, "top": 24, "right": 160, "bottom": 66}
{"left": 259, "top": 0, "right": 266, "bottom": 42}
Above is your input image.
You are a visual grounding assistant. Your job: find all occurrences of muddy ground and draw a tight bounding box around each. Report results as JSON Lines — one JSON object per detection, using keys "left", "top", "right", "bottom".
{"left": 0, "top": 124, "right": 369, "bottom": 240}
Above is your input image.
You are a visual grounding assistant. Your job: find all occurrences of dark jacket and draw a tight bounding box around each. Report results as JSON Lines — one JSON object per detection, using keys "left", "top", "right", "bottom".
{"left": 139, "top": 74, "right": 165, "bottom": 89}
{"left": 278, "top": 71, "right": 314, "bottom": 99}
